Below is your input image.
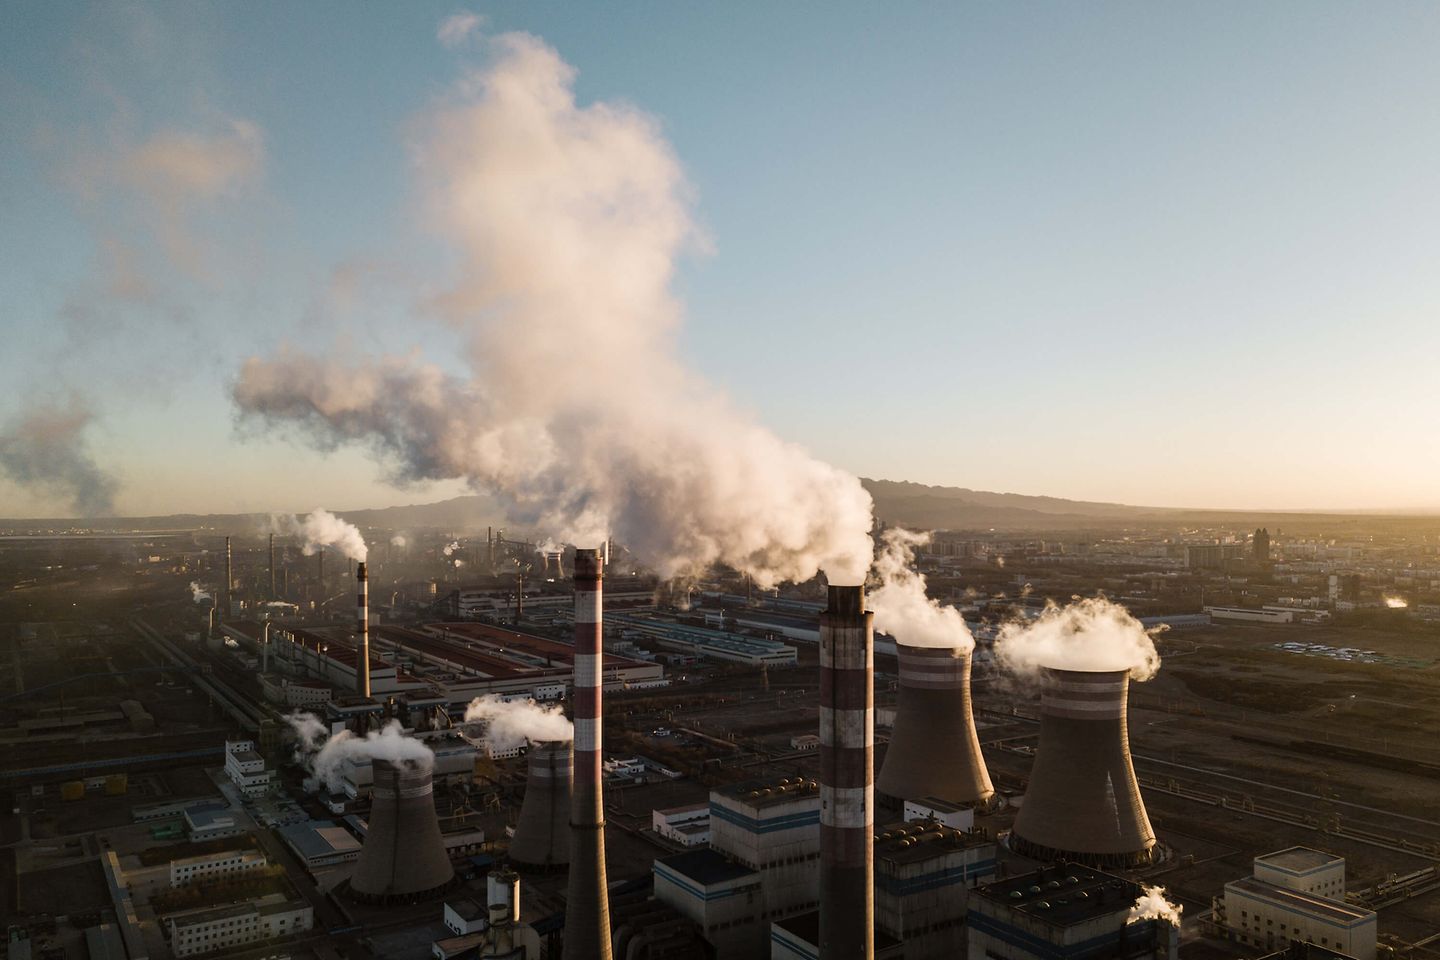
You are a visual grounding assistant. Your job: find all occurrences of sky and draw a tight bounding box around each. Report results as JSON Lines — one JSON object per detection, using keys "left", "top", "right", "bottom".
{"left": 2, "top": 2, "right": 1439, "bottom": 519}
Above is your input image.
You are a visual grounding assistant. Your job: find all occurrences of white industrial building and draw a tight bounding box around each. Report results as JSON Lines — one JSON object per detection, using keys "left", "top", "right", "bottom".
{"left": 1219, "top": 848, "right": 1376, "bottom": 960}
{"left": 223, "top": 740, "right": 274, "bottom": 799}
{"left": 165, "top": 894, "right": 312, "bottom": 957}
{"left": 653, "top": 803, "right": 710, "bottom": 847}
{"left": 1204, "top": 605, "right": 1296, "bottom": 624}
{"left": 169, "top": 849, "right": 267, "bottom": 888}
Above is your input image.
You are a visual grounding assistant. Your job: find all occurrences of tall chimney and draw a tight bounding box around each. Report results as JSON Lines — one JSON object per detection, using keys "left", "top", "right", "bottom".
{"left": 356, "top": 561, "right": 371, "bottom": 698}
{"left": 318, "top": 547, "right": 325, "bottom": 599}
{"left": 269, "top": 533, "right": 276, "bottom": 599}
{"left": 224, "top": 536, "right": 233, "bottom": 621}
{"left": 563, "top": 548, "right": 612, "bottom": 960}
{"left": 877, "top": 643, "right": 994, "bottom": 807}
{"left": 819, "top": 584, "right": 873, "bottom": 960}
{"left": 1010, "top": 668, "right": 1155, "bottom": 868}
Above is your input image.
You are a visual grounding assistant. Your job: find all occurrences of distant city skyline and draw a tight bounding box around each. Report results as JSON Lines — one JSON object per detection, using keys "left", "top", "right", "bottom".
{"left": 3, "top": 2, "right": 1440, "bottom": 519}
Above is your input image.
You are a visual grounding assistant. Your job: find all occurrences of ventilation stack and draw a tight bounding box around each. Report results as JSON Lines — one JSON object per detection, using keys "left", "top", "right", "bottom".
{"left": 1010, "top": 668, "right": 1156, "bottom": 868}
{"left": 877, "top": 642, "right": 994, "bottom": 808}
{"left": 350, "top": 757, "right": 455, "bottom": 902}
{"left": 269, "top": 533, "right": 276, "bottom": 599}
{"left": 224, "top": 536, "right": 233, "bottom": 620}
{"left": 511, "top": 740, "right": 573, "bottom": 868}
{"left": 563, "top": 548, "right": 612, "bottom": 960}
{"left": 819, "top": 585, "right": 874, "bottom": 960}
{"left": 356, "top": 561, "right": 371, "bottom": 698}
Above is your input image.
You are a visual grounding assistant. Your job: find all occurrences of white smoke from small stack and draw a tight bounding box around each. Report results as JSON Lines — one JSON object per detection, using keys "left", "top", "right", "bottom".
{"left": 443, "top": 541, "right": 460, "bottom": 556}
{"left": 995, "top": 596, "right": 1162, "bottom": 681}
{"left": 1127, "top": 885, "right": 1183, "bottom": 926}
{"left": 231, "top": 31, "right": 874, "bottom": 590}
{"left": 869, "top": 528, "right": 974, "bottom": 652}
{"left": 463, "top": 694, "right": 573, "bottom": 751}
{"left": 269, "top": 508, "right": 368, "bottom": 561}
{"left": 189, "top": 581, "right": 211, "bottom": 603}
{"left": 390, "top": 534, "right": 408, "bottom": 548}
{"left": 285, "top": 711, "right": 432, "bottom": 789}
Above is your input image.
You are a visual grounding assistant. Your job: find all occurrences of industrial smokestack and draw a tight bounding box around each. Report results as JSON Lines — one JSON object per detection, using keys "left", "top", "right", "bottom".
{"left": 510, "top": 740, "right": 573, "bottom": 868}
{"left": 1010, "top": 668, "right": 1156, "bottom": 868}
{"left": 317, "top": 547, "right": 324, "bottom": 599}
{"left": 819, "top": 584, "right": 874, "bottom": 960}
{"left": 224, "top": 536, "right": 233, "bottom": 620}
{"left": 877, "top": 643, "right": 994, "bottom": 808}
{"left": 350, "top": 757, "right": 455, "bottom": 902}
{"left": 356, "top": 561, "right": 371, "bottom": 698}
{"left": 563, "top": 548, "right": 612, "bottom": 960}
{"left": 269, "top": 533, "right": 276, "bottom": 599}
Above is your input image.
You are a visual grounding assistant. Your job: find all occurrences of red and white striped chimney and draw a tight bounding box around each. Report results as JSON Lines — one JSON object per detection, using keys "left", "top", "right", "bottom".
{"left": 819, "top": 584, "right": 874, "bottom": 960}
{"left": 356, "top": 561, "right": 371, "bottom": 698}
{"left": 564, "top": 548, "right": 612, "bottom": 960}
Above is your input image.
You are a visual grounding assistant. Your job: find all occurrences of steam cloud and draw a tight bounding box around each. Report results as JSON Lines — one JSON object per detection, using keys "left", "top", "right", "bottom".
{"left": 232, "top": 32, "right": 874, "bottom": 589}
{"left": 0, "top": 399, "right": 119, "bottom": 517}
{"left": 464, "top": 694, "right": 573, "bottom": 751}
{"left": 994, "top": 597, "right": 1162, "bottom": 681}
{"left": 1127, "top": 885, "right": 1183, "bottom": 926}
{"left": 270, "top": 508, "right": 368, "bottom": 561}
{"left": 285, "top": 711, "right": 431, "bottom": 790}
{"left": 189, "top": 581, "right": 211, "bottom": 603}
{"left": 869, "top": 528, "right": 974, "bottom": 652}
{"left": 390, "top": 534, "right": 407, "bottom": 547}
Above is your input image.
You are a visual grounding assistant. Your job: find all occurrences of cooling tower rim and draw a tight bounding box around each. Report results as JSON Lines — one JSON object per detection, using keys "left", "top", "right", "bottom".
{"left": 894, "top": 639, "right": 972, "bottom": 655}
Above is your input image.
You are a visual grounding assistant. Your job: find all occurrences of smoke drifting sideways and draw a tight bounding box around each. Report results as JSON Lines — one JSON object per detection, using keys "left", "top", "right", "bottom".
{"left": 463, "top": 695, "right": 572, "bottom": 751}
{"left": 0, "top": 399, "right": 119, "bottom": 517}
{"left": 1127, "top": 885, "right": 1184, "bottom": 926}
{"left": 868, "top": 528, "right": 974, "bottom": 652}
{"left": 994, "top": 596, "right": 1162, "bottom": 681}
{"left": 232, "top": 31, "right": 874, "bottom": 590}
{"left": 285, "top": 711, "right": 431, "bottom": 790}
{"left": 390, "top": 534, "right": 407, "bottom": 548}
{"left": 189, "top": 581, "right": 211, "bottom": 603}
{"left": 269, "top": 508, "right": 368, "bottom": 561}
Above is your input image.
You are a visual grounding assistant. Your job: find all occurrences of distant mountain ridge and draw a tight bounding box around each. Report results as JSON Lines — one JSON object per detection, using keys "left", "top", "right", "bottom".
{"left": 859, "top": 478, "right": 1166, "bottom": 531}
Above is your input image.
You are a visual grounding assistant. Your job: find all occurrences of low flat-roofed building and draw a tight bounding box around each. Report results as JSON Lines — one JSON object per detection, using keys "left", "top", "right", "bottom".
{"left": 1222, "top": 877, "right": 1375, "bottom": 960}
{"left": 654, "top": 803, "right": 711, "bottom": 847}
{"left": 277, "top": 819, "right": 363, "bottom": 869}
{"left": 83, "top": 924, "right": 126, "bottom": 960}
{"left": 184, "top": 806, "right": 245, "bottom": 842}
{"left": 169, "top": 848, "right": 267, "bottom": 888}
{"left": 968, "top": 863, "right": 1178, "bottom": 960}
{"left": 654, "top": 848, "right": 763, "bottom": 960}
{"left": 769, "top": 910, "right": 904, "bottom": 960}
{"left": 443, "top": 897, "right": 487, "bottom": 935}
{"left": 165, "top": 895, "right": 313, "bottom": 958}
{"left": 1253, "top": 848, "right": 1346, "bottom": 899}
{"left": 903, "top": 796, "right": 976, "bottom": 831}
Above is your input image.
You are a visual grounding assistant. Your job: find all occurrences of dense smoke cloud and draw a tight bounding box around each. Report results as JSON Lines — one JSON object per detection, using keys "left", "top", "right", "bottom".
{"left": 0, "top": 399, "right": 119, "bottom": 517}
{"left": 1128, "top": 885, "right": 1183, "bottom": 926}
{"left": 869, "top": 528, "right": 974, "bottom": 652}
{"left": 994, "top": 597, "right": 1162, "bottom": 681}
{"left": 390, "top": 534, "right": 407, "bottom": 548}
{"left": 232, "top": 32, "right": 874, "bottom": 588}
{"left": 464, "top": 694, "right": 572, "bottom": 750}
{"left": 285, "top": 711, "right": 431, "bottom": 790}
{"left": 269, "top": 507, "right": 368, "bottom": 561}
{"left": 189, "top": 581, "right": 211, "bottom": 603}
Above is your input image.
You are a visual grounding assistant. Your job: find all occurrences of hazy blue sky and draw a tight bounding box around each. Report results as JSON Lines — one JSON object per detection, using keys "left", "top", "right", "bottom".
{"left": 3, "top": 2, "right": 1439, "bottom": 517}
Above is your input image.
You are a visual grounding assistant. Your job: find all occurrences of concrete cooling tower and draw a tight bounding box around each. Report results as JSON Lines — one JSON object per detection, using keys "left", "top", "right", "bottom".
{"left": 350, "top": 757, "right": 456, "bottom": 903}
{"left": 1010, "top": 668, "right": 1156, "bottom": 868}
{"left": 877, "top": 643, "right": 994, "bottom": 808}
{"left": 510, "top": 739, "right": 574, "bottom": 868}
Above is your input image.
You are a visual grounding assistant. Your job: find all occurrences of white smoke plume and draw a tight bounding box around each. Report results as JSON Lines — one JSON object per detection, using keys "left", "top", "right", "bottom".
{"left": 995, "top": 596, "right": 1162, "bottom": 681}
{"left": 231, "top": 32, "right": 873, "bottom": 589}
{"left": 390, "top": 534, "right": 407, "bottom": 548}
{"left": 1127, "top": 885, "right": 1183, "bottom": 926}
{"left": 535, "top": 537, "right": 562, "bottom": 556}
{"left": 189, "top": 581, "right": 211, "bottom": 603}
{"left": 270, "top": 508, "right": 368, "bottom": 561}
{"left": 464, "top": 694, "right": 572, "bottom": 751}
{"left": 869, "top": 528, "right": 973, "bottom": 652}
{"left": 443, "top": 540, "right": 460, "bottom": 556}
{"left": 286, "top": 711, "right": 432, "bottom": 790}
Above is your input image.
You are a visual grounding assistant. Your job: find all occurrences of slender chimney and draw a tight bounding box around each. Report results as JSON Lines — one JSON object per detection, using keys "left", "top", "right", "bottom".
{"left": 269, "top": 533, "right": 276, "bottom": 599}
{"left": 563, "top": 548, "right": 612, "bottom": 960}
{"left": 356, "top": 561, "right": 371, "bottom": 698}
{"left": 819, "top": 584, "right": 873, "bottom": 960}
{"left": 224, "top": 536, "right": 233, "bottom": 620}
{"left": 318, "top": 547, "right": 325, "bottom": 599}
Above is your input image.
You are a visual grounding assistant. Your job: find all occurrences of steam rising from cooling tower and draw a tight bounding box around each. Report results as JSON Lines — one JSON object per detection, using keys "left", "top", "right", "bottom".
{"left": 869, "top": 528, "right": 974, "bottom": 652}
{"left": 232, "top": 32, "right": 873, "bottom": 589}
{"left": 995, "top": 596, "right": 1161, "bottom": 680}
{"left": 464, "top": 695, "right": 573, "bottom": 752}
{"left": 269, "top": 508, "right": 368, "bottom": 561}
{"left": 285, "top": 712, "right": 432, "bottom": 792}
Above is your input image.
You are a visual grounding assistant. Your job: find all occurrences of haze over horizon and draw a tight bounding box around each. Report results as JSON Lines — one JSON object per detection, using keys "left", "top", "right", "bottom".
{"left": 4, "top": 3, "right": 1440, "bottom": 521}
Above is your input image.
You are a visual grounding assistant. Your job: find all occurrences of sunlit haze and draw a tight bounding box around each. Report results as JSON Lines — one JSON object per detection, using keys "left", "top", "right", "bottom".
{"left": 3, "top": 3, "right": 1440, "bottom": 518}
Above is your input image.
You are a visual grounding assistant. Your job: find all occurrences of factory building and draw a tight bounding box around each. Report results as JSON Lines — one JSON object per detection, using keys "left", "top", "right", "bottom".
{"left": 654, "top": 778, "right": 821, "bottom": 958}
{"left": 1217, "top": 848, "right": 1376, "bottom": 960}
{"left": 968, "top": 864, "right": 1178, "bottom": 960}
{"left": 1205, "top": 605, "right": 1296, "bottom": 624}
{"left": 874, "top": 821, "right": 998, "bottom": 959}
{"left": 610, "top": 613, "right": 799, "bottom": 666}
{"left": 276, "top": 819, "right": 362, "bottom": 870}
{"left": 653, "top": 803, "right": 710, "bottom": 847}
{"left": 184, "top": 807, "right": 246, "bottom": 843}
{"left": 223, "top": 739, "right": 274, "bottom": 799}
{"left": 165, "top": 895, "right": 312, "bottom": 957}
{"left": 168, "top": 848, "right": 267, "bottom": 888}
{"left": 335, "top": 731, "right": 476, "bottom": 799}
